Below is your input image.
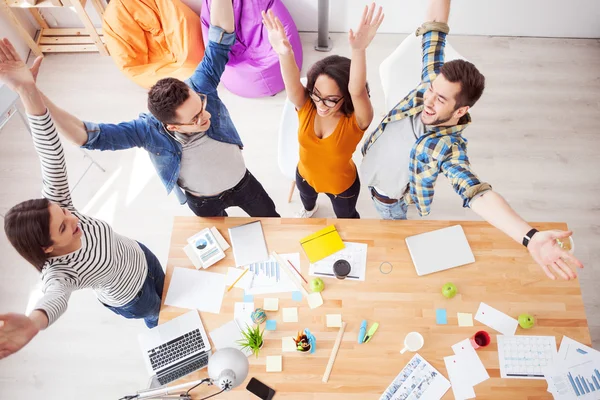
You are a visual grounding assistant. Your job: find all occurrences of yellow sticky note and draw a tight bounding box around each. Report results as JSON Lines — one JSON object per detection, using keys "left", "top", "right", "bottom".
{"left": 457, "top": 312, "right": 474, "bottom": 327}
{"left": 307, "top": 292, "right": 323, "bottom": 309}
{"left": 282, "top": 307, "right": 298, "bottom": 323}
{"left": 326, "top": 314, "right": 342, "bottom": 328}
{"left": 282, "top": 337, "right": 297, "bottom": 352}
{"left": 263, "top": 298, "right": 279, "bottom": 311}
{"left": 299, "top": 225, "right": 345, "bottom": 263}
{"left": 266, "top": 355, "right": 282, "bottom": 372}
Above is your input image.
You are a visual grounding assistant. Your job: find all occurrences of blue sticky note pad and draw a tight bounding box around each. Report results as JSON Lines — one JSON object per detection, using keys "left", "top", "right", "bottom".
{"left": 436, "top": 309, "right": 448, "bottom": 325}
{"left": 265, "top": 320, "right": 277, "bottom": 331}
{"left": 243, "top": 293, "right": 254, "bottom": 302}
{"left": 292, "top": 291, "right": 302, "bottom": 301}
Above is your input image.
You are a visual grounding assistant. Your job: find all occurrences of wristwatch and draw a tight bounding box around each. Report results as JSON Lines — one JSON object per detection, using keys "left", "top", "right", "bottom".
{"left": 522, "top": 228, "right": 539, "bottom": 247}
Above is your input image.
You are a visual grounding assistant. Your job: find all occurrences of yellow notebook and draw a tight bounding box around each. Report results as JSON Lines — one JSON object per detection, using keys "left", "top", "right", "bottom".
{"left": 300, "top": 225, "right": 345, "bottom": 263}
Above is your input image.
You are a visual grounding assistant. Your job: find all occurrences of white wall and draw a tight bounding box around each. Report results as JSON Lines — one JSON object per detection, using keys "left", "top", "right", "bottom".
{"left": 0, "top": 9, "right": 35, "bottom": 61}
{"left": 281, "top": 0, "right": 600, "bottom": 38}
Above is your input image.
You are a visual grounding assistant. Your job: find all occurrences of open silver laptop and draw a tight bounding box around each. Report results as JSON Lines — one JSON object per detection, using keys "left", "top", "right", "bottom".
{"left": 405, "top": 225, "right": 475, "bottom": 276}
{"left": 138, "top": 310, "right": 211, "bottom": 386}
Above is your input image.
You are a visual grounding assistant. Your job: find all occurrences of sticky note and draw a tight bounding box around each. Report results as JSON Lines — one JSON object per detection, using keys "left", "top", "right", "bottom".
{"left": 475, "top": 302, "right": 518, "bottom": 336}
{"left": 243, "top": 293, "right": 254, "bottom": 302}
{"left": 326, "top": 314, "right": 342, "bottom": 328}
{"left": 282, "top": 337, "right": 297, "bottom": 352}
{"left": 457, "top": 312, "right": 473, "bottom": 327}
{"left": 263, "top": 298, "right": 279, "bottom": 311}
{"left": 307, "top": 292, "right": 323, "bottom": 309}
{"left": 265, "top": 320, "right": 277, "bottom": 331}
{"left": 282, "top": 307, "right": 298, "bottom": 323}
{"left": 266, "top": 355, "right": 282, "bottom": 372}
{"left": 436, "top": 309, "right": 448, "bottom": 325}
{"left": 292, "top": 291, "right": 303, "bottom": 301}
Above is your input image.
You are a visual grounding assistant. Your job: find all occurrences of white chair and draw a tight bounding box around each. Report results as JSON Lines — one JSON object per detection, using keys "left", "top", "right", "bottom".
{"left": 379, "top": 32, "right": 465, "bottom": 112}
{"left": 277, "top": 77, "right": 306, "bottom": 202}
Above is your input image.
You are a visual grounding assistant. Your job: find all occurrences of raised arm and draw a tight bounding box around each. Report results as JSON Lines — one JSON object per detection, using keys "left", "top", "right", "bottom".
{"left": 438, "top": 146, "right": 584, "bottom": 280}
{"left": 419, "top": 0, "right": 451, "bottom": 84}
{"left": 262, "top": 10, "right": 306, "bottom": 109}
{"left": 187, "top": 0, "right": 236, "bottom": 94}
{"left": 348, "top": 3, "right": 383, "bottom": 130}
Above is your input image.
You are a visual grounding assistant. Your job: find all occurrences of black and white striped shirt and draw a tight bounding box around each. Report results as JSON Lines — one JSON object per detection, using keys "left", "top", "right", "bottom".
{"left": 29, "top": 111, "right": 147, "bottom": 326}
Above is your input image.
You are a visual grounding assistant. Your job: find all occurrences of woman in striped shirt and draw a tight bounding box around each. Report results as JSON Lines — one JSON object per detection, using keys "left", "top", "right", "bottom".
{"left": 0, "top": 38, "right": 164, "bottom": 360}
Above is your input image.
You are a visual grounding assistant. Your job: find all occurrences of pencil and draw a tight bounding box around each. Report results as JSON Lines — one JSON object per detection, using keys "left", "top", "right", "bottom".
{"left": 287, "top": 260, "right": 308, "bottom": 284}
{"left": 227, "top": 268, "right": 249, "bottom": 292}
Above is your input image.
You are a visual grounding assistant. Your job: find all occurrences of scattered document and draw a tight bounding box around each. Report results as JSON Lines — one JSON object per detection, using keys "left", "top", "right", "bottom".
{"left": 379, "top": 353, "right": 450, "bottom": 400}
{"left": 326, "top": 314, "right": 342, "bottom": 328}
{"left": 185, "top": 228, "right": 226, "bottom": 269}
{"left": 283, "top": 307, "right": 298, "bottom": 323}
{"left": 475, "top": 302, "right": 518, "bottom": 336}
{"left": 266, "top": 355, "right": 282, "bottom": 372}
{"left": 209, "top": 320, "right": 252, "bottom": 357}
{"left": 282, "top": 337, "right": 297, "bottom": 352}
{"left": 164, "top": 268, "right": 225, "bottom": 314}
{"left": 225, "top": 254, "right": 301, "bottom": 295}
{"left": 557, "top": 336, "right": 600, "bottom": 363}
{"left": 234, "top": 302, "right": 255, "bottom": 329}
{"left": 444, "top": 355, "right": 476, "bottom": 400}
{"left": 457, "top": 312, "right": 473, "bottom": 327}
{"left": 309, "top": 242, "right": 367, "bottom": 281}
{"left": 229, "top": 221, "right": 269, "bottom": 267}
{"left": 451, "top": 339, "right": 490, "bottom": 386}
{"left": 263, "top": 298, "right": 279, "bottom": 311}
{"left": 498, "top": 335, "right": 556, "bottom": 379}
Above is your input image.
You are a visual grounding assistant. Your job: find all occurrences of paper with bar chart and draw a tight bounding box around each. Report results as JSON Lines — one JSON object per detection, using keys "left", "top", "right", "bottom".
{"left": 545, "top": 355, "right": 600, "bottom": 399}
{"left": 226, "top": 253, "right": 300, "bottom": 295}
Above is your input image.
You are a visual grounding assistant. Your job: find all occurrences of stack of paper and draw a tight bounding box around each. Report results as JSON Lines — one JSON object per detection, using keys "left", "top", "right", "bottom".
{"left": 184, "top": 227, "right": 229, "bottom": 269}
{"left": 164, "top": 268, "right": 226, "bottom": 314}
{"left": 443, "top": 339, "right": 490, "bottom": 399}
{"left": 544, "top": 336, "right": 600, "bottom": 399}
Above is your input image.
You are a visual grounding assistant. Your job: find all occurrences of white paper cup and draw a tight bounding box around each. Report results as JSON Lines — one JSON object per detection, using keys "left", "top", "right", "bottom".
{"left": 399, "top": 332, "right": 424, "bottom": 354}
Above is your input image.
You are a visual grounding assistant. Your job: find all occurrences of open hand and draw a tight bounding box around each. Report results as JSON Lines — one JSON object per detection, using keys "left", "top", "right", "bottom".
{"left": 348, "top": 3, "right": 384, "bottom": 51}
{"left": 262, "top": 10, "right": 292, "bottom": 56}
{"left": 0, "top": 313, "right": 40, "bottom": 360}
{"left": 0, "top": 38, "right": 38, "bottom": 91}
{"left": 527, "top": 230, "right": 584, "bottom": 280}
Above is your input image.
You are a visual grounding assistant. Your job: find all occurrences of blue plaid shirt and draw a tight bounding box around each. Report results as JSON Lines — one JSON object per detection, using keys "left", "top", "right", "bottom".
{"left": 362, "top": 29, "right": 490, "bottom": 216}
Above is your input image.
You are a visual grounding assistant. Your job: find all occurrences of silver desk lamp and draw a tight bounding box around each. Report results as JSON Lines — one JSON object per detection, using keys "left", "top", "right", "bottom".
{"left": 120, "top": 348, "right": 249, "bottom": 400}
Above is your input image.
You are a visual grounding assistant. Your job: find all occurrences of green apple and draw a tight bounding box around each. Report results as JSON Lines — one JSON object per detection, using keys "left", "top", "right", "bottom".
{"left": 518, "top": 313, "right": 535, "bottom": 329}
{"left": 441, "top": 282, "right": 457, "bottom": 299}
{"left": 310, "top": 278, "right": 325, "bottom": 293}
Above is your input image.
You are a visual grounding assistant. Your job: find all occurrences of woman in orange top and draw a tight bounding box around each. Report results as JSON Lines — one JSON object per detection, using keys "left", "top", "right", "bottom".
{"left": 263, "top": 3, "right": 384, "bottom": 218}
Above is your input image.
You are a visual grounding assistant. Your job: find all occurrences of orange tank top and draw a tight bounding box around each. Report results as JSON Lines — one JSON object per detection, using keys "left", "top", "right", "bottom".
{"left": 297, "top": 98, "right": 366, "bottom": 195}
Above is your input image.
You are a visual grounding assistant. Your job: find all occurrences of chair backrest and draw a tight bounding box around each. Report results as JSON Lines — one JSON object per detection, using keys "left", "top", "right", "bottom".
{"left": 277, "top": 77, "right": 307, "bottom": 180}
{"left": 379, "top": 33, "right": 465, "bottom": 112}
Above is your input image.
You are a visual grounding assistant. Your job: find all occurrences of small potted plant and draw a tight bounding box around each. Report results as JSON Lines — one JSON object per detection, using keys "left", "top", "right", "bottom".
{"left": 237, "top": 324, "right": 265, "bottom": 358}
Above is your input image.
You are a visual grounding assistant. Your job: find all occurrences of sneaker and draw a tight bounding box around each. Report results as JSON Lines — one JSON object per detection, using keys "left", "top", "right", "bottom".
{"left": 294, "top": 203, "right": 319, "bottom": 218}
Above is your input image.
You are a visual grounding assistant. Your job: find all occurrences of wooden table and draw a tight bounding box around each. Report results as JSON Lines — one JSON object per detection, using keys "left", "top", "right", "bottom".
{"left": 160, "top": 217, "right": 591, "bottom": 399}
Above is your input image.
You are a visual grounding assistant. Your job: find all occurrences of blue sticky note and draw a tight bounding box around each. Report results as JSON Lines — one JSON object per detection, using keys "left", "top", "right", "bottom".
{"left": 292, "top": 291, "right": 303, "bottom": 301}
{"left": 265, "top": 320, "right": 277, "bottom": 331}
{"left": 436, "top": 309, "right": 448, "bottom": 325}
{"left": 243, "top": 293, "right": 254, "bottom": 302}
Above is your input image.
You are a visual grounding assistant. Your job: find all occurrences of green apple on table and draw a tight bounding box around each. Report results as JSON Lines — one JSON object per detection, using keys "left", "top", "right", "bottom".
{"left": 441, "top": 282, "right": 457, "bottom": 299}
{"left": 518, "top": 313, "right": 535, "bottom": 329}
{"left": 310, "top": 278, "right": 324, "bottom": 293}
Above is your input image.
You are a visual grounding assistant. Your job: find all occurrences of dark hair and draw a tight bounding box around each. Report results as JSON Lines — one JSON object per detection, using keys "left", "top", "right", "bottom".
{"left": 439, "top": 60, "right": 485, "bottom": 109}
{"left": 147, "top": 77, "right": 191, "bottom": 124}
{"left": 4, "top": 198, "right": 53, "bottom": 272}
{"left": 306, "top": 55, "right": 370, "bottom": 116}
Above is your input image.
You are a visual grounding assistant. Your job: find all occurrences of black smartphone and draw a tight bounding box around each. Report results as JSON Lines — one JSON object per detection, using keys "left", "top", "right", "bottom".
{"left": 246, "top": 377, "right": 276, "bottom": 400}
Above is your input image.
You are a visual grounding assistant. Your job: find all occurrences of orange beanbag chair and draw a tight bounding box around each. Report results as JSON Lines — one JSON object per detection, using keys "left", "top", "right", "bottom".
{"left": 102, "top": 0, "right": 205, "bottom": 89}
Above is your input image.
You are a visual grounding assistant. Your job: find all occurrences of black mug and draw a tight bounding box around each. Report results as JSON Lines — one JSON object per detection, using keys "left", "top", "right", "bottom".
{"left": 333, "top": 259, "right": 351, "bottom": 280}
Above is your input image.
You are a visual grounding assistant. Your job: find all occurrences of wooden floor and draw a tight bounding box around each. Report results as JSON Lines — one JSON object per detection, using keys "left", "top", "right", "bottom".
{"left": 0, "top": 32, "right": 599, "bottom": 399}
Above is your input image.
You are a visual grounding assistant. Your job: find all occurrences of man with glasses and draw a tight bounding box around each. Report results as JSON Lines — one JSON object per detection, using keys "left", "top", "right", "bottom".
{"left": 33, "top": 0, "right": 279, "bottom": 217}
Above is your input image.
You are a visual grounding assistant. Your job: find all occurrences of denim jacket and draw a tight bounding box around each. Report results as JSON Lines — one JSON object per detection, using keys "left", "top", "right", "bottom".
{"left": 82, "top": 26, "right": 243, "bottom": 204}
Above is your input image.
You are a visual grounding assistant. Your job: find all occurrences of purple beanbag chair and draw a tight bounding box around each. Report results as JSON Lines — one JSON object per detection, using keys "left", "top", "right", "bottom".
{"left": 201, "top": 0, "right": 303, "bottom": 98}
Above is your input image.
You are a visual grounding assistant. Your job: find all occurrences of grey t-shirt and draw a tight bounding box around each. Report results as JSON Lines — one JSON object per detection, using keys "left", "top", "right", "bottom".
{"left": 360, "top": 113, "right": 426, "bottom": 199}
{"left": 174, "top": 131, "right": 246, "bottom": 197}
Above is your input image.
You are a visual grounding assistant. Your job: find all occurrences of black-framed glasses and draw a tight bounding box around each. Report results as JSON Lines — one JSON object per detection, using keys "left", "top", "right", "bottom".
{"left": 309, "top": 91, "right": 343, "bottom": 108}
{"left": 176, "top": 93, "right": 208, "bottom": 126}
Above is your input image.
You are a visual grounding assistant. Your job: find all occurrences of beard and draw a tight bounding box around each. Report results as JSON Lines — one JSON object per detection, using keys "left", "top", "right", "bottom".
{"left": 420, "top": 111, "right": 454, "bottom": 126}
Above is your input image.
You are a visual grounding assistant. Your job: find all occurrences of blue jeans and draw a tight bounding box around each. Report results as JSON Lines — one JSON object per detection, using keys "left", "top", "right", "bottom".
{"left": 103, "top": 243, "right": 164, "bottom": 328}
{"left": 370, "top": 187, "right": 408, "bottom": 220}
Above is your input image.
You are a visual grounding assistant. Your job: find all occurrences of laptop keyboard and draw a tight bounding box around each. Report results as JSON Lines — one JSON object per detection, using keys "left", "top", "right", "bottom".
{"left": 156, "top": 352, "right": 209, "bottom": 386}
{"left": 148, "top": 329, "right": 205, "bottom": 370}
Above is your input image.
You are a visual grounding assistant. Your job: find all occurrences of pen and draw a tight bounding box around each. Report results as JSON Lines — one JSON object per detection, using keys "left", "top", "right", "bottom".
{"left": 287, "top": 259, "right": 308, "bottom": 284}
{"left": 363, "top": 322, "right": 379, "bottom": 344}
{"left": 358, "top": 320, "right": 367, "bottom": 344}
{"left": 227, "top": 268, "right": 249, "bottom": 292}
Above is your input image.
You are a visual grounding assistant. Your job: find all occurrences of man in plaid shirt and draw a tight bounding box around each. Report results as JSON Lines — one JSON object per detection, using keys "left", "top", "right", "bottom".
{"left": 361, "top": 0, "right": 583, "bottom": 280}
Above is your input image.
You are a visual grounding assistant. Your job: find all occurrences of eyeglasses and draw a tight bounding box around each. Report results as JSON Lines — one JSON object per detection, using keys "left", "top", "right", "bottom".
{"left": 308, "top": 91, "right": 343, "bottom": 109}
{"left": 175, "top": 93, "right": 208, "bottom": 126}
